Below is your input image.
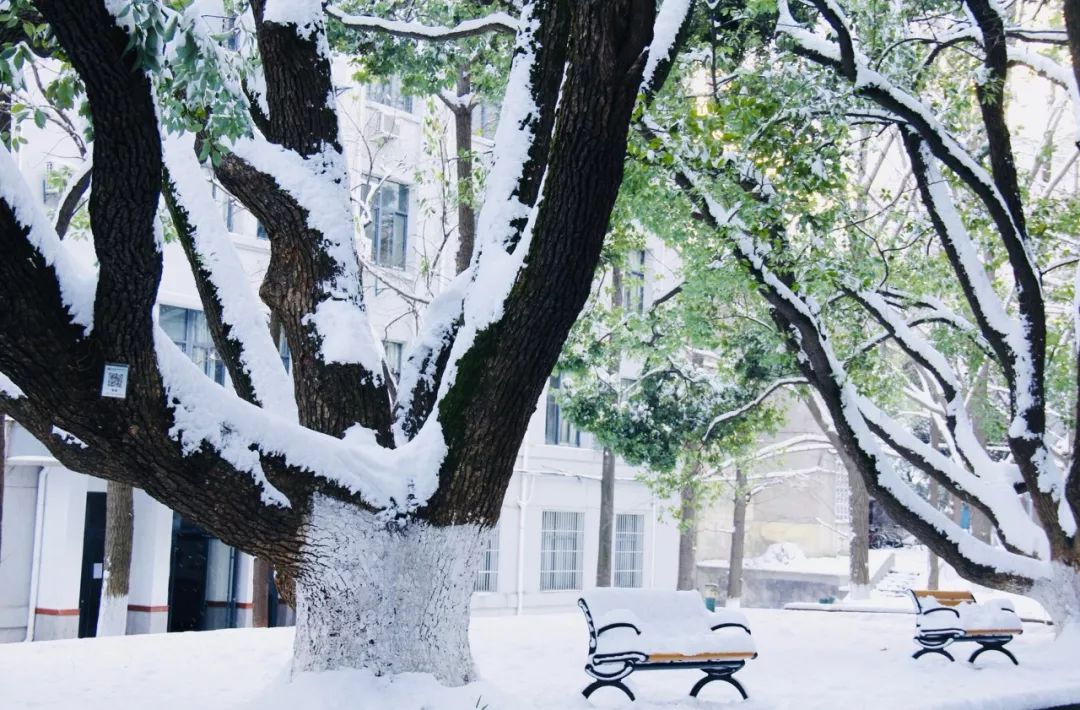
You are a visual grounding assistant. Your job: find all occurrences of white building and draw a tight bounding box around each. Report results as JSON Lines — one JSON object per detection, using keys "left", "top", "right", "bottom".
{"left": 0, "top": 59, "right": 680, "bottom": 642}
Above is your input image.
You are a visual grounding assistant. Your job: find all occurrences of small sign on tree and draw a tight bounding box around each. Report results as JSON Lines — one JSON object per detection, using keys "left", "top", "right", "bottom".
{"left": 100, "top": 363, "right": 129, "bottom": 399}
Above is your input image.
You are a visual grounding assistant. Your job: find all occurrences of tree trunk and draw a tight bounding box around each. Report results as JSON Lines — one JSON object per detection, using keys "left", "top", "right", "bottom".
{"left": 0, "top": 411, "right": 6, "bottom": 557}
{"left": 452, "top": 71, "right": 476, "bottom": 274}
{"left": 253, "top": 557, "right": 270, "bottom": 628}
{"left": 726, "top": 468, "right": 747, "bottom": 608}
{"left": 596, "top": 266, "right": 624, "bottom": 587}
{"left": 846, "top": 452, "right": 870, "bottom": 599}
{"left": 96, "top": 480, "right": 133, "bottom": 636}
{"left": 677, "top": 482, "right": 698, "bottom": 591}
{"left": 928, "top": 478, "right": 941, "bottom": 589}
{"left": 291, "top": 495, "right": 487, "bottom": 682}
{"left": 596, "top": 446, "right": 616, "bottom": 587}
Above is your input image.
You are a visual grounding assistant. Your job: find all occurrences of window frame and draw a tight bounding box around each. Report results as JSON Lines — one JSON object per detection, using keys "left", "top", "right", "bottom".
{"left": 544, "top": 374, "right": 581, "bottom": 447}
{"left": 365, "top": 181, "right": 410, "bottom": 270}
{"left": 474, "top": 526, "right": 499, "bottom": 593}
{"left": 539, "top": 510, "right": 585, "bottom": 591}
{"left": 613, "top": 513, "right": 646, "bottom": 588}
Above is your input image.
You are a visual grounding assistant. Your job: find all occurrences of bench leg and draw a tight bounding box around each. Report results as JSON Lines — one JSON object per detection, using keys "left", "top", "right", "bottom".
{"left": 969, "top": 642, "right": 1018, "bottom": 666}
{"left": 583, "top": 679, "right": 635, "bottom": 701}
{"left": 913, "top": 647, "right": 955, "bottom": 662}
{"left": 689, "top": 671, "right": 748, "bottom": 701}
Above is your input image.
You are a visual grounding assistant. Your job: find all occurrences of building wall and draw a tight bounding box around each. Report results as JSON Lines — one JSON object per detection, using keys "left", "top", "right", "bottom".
{"left": 697, "top": 397, "right": 849, "bottom": 565}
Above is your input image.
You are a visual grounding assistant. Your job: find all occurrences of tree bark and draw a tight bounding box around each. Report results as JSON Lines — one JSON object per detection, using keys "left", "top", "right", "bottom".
{"left": 847, "top": 456, "right": 870, "bottom": 599}
{"left": 596, "top": 447, "right": 616, "bottom": 586}
{"left": 452, "top": 70, "right": 476, "bottom": 274}
{"left": 96, "top": 480, "right": 133, "bottom": 636}
{"left": 252, "top": 557, "right": 270, "bottom": 628}
{"left": 928, "top": 477, "right": 941, "bottom": 590}
{"left": 596, "top": 266, "right": 623, "bottom": 587}
{"left": 677, "top": 481, "right": 698, "bottom": 591}
{"left": 292, "top": 495, "right": 487, "bottom": 680}
{"left": 0, "top": 410, "right": 5, "bottom": 557}
{"left": 726, "top": 468, "right": 747, "bottom": 607}
{"left": 802, "top": 394, "right": 868, "bottom": 595}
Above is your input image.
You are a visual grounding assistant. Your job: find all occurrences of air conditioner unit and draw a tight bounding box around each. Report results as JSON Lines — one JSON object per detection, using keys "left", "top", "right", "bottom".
{"left": 370, "top": 109, "right": 400, "bottom": 142}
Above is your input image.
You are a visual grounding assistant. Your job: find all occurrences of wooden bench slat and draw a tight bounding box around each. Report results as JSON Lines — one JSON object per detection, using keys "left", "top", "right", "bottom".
{"left": 647, "top": 651, "right": 756, "bottom": 663}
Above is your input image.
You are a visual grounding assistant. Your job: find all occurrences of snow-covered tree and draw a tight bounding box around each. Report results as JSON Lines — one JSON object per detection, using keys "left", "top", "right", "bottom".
{"left": 0, "top": 0, "right": 686, "bottom": 680}
{"left": 645, "top": 0, "right": 1080, "bottom": 625}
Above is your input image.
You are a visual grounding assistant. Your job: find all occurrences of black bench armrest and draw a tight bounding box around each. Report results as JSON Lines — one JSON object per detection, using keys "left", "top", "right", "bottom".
{"left": 921, "top": 607, "right": 961, "bottom": 619}
{"left": 598, "top": 622, "right": 641, "bottom": 636}
{"left": 711, "top": 622, "right": 752, "bottom": 634}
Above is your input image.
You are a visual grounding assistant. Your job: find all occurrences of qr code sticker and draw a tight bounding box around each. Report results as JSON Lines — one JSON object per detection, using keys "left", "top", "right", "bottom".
{"left": 102, "top": 363, "right": 129, "bottom": 398}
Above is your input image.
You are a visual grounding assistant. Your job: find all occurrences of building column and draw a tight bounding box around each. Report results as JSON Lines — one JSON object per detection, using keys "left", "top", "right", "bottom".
{"left": 126, "top": 491, "right": 172, "bottom": 634}
{"left": 203, "top": 539, "right": 233, "bottom": 630}
{"left": 32, "top": 467, "right": 87, "bottom": 640}
{"left": 233, "top": 552, "right": 254, "bottom": 628}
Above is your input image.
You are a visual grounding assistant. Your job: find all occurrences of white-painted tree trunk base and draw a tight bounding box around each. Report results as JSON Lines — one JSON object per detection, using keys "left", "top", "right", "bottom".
{"left": 96, "top": 593, "right": 129, "bottom": 637}
{"left": 847, "top": 584, "right": 871, "bottom": 601}
{"left": 1031, "top": 563, "right": 1080, "bottom": 634}
{"left": 725, "top": 597, "right": 741, "bottom": 609}
{"left": 292, "top": 495, "right": 486, "bottom": 685}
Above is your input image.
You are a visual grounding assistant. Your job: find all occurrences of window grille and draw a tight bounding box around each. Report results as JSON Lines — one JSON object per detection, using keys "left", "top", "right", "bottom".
{"left": 474, "top": 526, "right": 499, "bottom": 593}
{"left": 834, "top": 463, "right": 852, "bottom": 525}
{"left": 613, "top": 513, "right": 645, "bottom": 588}
{"left": 540, "top": 510, "right": 584, "bottom": 591}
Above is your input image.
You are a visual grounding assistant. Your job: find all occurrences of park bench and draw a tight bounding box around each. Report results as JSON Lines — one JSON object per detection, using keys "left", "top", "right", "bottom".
{"left": 907, "top": 589, "right": 1023, "bottom": 665}
{"left": 578, "top": 589, "right": 757, "bottom": 702}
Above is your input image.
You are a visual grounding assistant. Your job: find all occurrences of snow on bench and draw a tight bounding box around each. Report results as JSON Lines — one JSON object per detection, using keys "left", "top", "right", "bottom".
{"left": 578, "top": 589, "right": 757, "bottom": 702}
{"left": 908, "top": 589, "right": 1023, "bottom": 665}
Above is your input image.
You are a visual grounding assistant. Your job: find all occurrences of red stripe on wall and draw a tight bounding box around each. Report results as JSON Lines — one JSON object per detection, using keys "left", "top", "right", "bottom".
{"left": 127, "top": 604, "right": 169, "bottom": 613}
{"left": 205, "top": 601, "right": 254, "bottom": 609}
{"left": 35, "top": 608, "right": 79, "bottom": 616}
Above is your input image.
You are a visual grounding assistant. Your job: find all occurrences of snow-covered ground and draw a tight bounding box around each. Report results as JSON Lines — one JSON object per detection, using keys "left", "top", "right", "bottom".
{"left": 2, "top": 607, "right": 1078, "bottom": 710}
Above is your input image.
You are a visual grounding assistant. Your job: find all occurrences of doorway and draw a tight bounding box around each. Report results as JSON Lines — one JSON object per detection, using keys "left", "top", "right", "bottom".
{"left": 77, "top": 492, "right": 107, "bottom": 638}
{"left": 167, "top": 514, "right": 210, "bottom": 632}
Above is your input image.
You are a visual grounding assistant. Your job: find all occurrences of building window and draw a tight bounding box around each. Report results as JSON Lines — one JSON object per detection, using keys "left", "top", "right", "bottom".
{"left": 256, "top": 221, "right": 268, "bottom": 240}
{"left": 613, "top": 513, "right": 645, "bottom": 588}
{"left": 474, "top": 526, "right": 499, "bottom": 593}
{"left": 382, "top": 340, "right": 403, "bottom": 380}
{"left": 160, "top": 306, "right": 226, "bottom": 385}
{"left": 545, "top": 374, "right": 581, "bottom": 447}
{"left": 365, "top": 182, "right": 409, "bottom": 269}
{"left": 834, "top": 464, "right": 852, "bottom": 525}
{"left": 540, "top": 510, "right": 584, "bottom": 591}
{"left": 367, "top": 77, "right": 413, "bottom": 113}
{"left": 623, "top": 249, "right": 646, "bottom": 313}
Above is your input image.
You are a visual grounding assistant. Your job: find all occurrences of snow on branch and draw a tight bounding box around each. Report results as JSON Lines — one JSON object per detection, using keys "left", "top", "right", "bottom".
{"left": 326, "top": 6, "right": 518, "bottom": 40}
{"left": 227, "top": 136, "right": 385, "bottom": 375}
{"left": 703, "top": 376, "right": 806, "bottom": 441}
{"left": 0, "top": 144, "right": 96, "bottom": 333}
{"left": 162, "top": 133, "right": 298, "bottom": 419}
{"left": 640, "top": 0, "right": 693, "bottom": 97}
{"left": 777, "top": 0, "right": 1036, "bottom": 283}
{"left": 154, "top": 327, "right": 446, "bottom": 511}
{"left": 425, "top": 1, "right": 546, "bottom": 409}
{"left": 653, "top": 123, "right": 1050, "bottom": 584}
